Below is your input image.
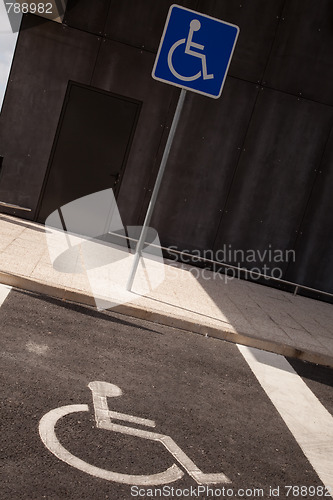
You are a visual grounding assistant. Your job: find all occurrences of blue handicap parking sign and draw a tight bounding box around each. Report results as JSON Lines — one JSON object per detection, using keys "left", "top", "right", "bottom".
{"left": 152, "top": 5, "right": 239, "bottom": 99}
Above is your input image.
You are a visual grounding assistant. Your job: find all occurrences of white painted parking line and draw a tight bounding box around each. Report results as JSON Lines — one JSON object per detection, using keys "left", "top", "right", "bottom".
{"left": 238, "top": 344, "right": 333, "bottom": 496}
{"left": 0, "top": 284, "right": 11, "bottom": 306}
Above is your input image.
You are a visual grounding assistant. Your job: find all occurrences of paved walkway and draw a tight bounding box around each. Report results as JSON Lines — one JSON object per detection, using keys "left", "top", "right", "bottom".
{"left": 0, "top": 214, "right": 332, "bottom": 367}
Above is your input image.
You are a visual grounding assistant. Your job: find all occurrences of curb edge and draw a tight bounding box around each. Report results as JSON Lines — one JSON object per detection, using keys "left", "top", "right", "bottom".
{"left": 1, "top": 270, "right": 332, "bottom": 369}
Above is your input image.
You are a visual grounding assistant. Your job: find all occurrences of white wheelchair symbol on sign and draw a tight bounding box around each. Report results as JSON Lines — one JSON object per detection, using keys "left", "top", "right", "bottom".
{"left": 168, "top": 19, "right": 214, "bottom": 82}
{"left": 39, "top": 381, "right": 231, "bottom": 486}
{"left": 153, "top": 4, "right": 239, "bottom": 98}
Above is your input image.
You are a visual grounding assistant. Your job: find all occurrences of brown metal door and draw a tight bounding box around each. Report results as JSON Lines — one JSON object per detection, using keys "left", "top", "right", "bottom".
{"left": 38, "top": 82, "right": 141, "bottom": 223}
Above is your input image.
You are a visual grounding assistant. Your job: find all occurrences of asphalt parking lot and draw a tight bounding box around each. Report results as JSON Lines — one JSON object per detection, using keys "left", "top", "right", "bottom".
{"left": 1, "top": 287, "right": 332, "bottom": 499}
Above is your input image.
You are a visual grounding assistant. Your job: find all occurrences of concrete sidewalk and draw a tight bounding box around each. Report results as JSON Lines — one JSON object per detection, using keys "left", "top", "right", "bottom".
{"left": 0, "top": 213, "right": 332, "bottom": 367}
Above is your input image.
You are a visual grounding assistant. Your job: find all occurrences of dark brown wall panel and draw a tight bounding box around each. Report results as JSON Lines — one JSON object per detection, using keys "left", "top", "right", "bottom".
{"left": 0, "top": 15, "right": 100, "bottom": 217}
{"left": 285, "top": 126, "right": 333, "bottom": 295}
{"left": 104, "top": 0, "right": 199, "bottom": 52}
{"left": 197, "top": 0, "right": 286, "bottom": 83}
{"left": 213, "top": 88, "right": 333, "bottom": 275}
{"left": 148, "top": 78, "right": 259, "bottom": 250}
{"left": 64, "top": 0, "right": 110, "bottom": 35}
{"left": 263, "top": 0, "right": 333, "bottom": 105}
{"left": 91, "top": 39, "right": 177, "bottom": 227}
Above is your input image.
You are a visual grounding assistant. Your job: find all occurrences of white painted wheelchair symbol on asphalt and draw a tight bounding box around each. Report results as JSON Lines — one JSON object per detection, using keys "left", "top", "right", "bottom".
{"left": 39, "top": 381, "right": 230, "bottom": 486}
{"left": 168, "top": 19, "right": 214, "bottom": 82}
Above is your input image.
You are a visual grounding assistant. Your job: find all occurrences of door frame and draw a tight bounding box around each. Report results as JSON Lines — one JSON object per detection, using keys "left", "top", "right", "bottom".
{"left": 35, "top": 80, "right": 142, "bottom": 222}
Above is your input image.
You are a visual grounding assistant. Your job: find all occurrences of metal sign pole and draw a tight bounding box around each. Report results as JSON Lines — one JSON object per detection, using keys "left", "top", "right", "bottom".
{"left": 126, "top": 88, "right": 187, "bottom": 291}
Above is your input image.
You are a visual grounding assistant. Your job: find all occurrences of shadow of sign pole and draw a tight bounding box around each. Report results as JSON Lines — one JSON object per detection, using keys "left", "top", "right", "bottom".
{"left": 126, "top": 88, "right": 187, "bottom": 291}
